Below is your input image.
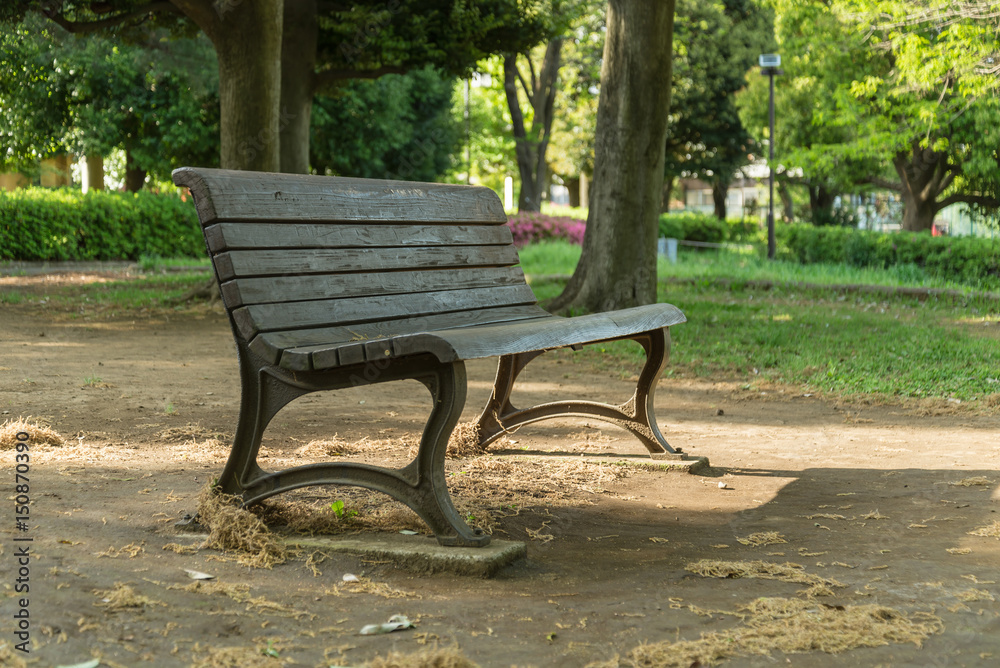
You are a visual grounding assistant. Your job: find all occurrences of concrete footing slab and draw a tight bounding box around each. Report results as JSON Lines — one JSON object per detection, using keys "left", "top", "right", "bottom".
{"left": 284, "top": 533, "right": 527, "bottom": 578}
{"left": 494, "top": 451, "right": 710, "bottom": 474}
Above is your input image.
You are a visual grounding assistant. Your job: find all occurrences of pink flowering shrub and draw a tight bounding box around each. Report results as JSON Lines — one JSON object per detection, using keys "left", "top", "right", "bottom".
{"left": 506, "top": 212, "right": 586, "bottom": 248}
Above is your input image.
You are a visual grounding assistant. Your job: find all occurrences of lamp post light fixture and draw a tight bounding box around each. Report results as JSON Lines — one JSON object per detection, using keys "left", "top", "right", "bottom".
{"left": 759, "top": 54, "right": 782, "bottom": 260}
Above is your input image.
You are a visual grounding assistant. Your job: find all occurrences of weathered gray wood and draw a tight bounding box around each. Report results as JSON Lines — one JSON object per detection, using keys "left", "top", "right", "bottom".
{"left": 204, "top": 222, "right": 513, "bottom": 252}
{"left": 395, "top": 304, "right": 687, "bottom": 361}
{"left": 173, "top": 167, "right": 507, "bottom": 225}
{"left": 273, "top": 304, "right": 684, "bottom": 371}
{"left": 233, "top": 284, "right": 539, "bottom": 340}
{"left": 249, "top": 304, "right": 549, "bottom": 366}
{"left": 214, "top": 245, "right": 520, "bottom": 281}
{"left": 274, "top": 307, "right": 553, "bottom": 370}
{"left": 221, "top": 266, "right": 528, "bottom": 308}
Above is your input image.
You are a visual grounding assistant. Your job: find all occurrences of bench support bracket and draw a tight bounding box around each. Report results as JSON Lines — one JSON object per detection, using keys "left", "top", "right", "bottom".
{"left": 475, "top": 328, "right": 680, "bottom": 458}
{"left": 216, "top": 343, "right": 490, "bottom": 547}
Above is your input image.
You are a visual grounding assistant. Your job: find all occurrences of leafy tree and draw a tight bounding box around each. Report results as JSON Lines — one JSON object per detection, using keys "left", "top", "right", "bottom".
{"left": 0, "top": 14, "right": 77, "bottom": 175}
{"left": 498, "top": 1, "right": 599, "bottom": 211}
{"left": 6, "top": 1, "right": 549, "bottom": 173}
{"left": 845, "top": 0, "right": 1000, "bottom": 230}
{"left": 665, "top": 0, "right": 773, "bottom": 219}
{"left": 0, "top": 13, "right": 218, "bottom": 188}
{"left": 310, "top": 66, "right": 460, "bottom": 182}
{"left": 546, "top": 4, "right": 603, "bottom": 204}
{"left": 736, "top": 0, "right": 877, "bottom": 224}
{"left": 453, "top": 58, "right": 520, "bottom": 199}
{"left": 742, "top": 0, "right": 1000, "bottom": 231}
{"left": 549, "top": 0, "right": 676, "bottom": 313}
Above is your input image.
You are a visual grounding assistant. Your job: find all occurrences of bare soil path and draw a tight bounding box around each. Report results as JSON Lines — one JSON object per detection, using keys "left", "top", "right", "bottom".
{"left": 1, "top": 274, "right": 999, "bottom": 667}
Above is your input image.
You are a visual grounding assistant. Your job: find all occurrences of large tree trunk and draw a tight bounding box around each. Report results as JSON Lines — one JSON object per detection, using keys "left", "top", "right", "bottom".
{"left": 169, "top": 0, "right": 284, "bottom": 307}
{"left": 503, "top": 38, "right": 563, "bottom": 213}
{"left": 893, "top": 145, "right": 951, "bottom": 232}
{"left": 548, "top": 0, "right": 675, "bottom": 314}
{"left": 566, "top": 176, "right": 581, "bottom": 207}
{"left": 85, "top": 155, "right": 104, "bottom": 191}
{"left": 124, "top": 149, "right": 146, "bottom": 192}
{"left": 711, "top": 178, "right": 728, "bottom": 219}
{"left": 661, "top": 176, "right": 675, "bottom": 213}
{"left": 808, "top": 184, "right": 836, "bottom": 224}
{"left": 280, "top": 0, "right": 318, "bottom": 174}
{"left": 778, "top": 180, "right": 793, "bottom": 221}
{"left": 899, "top": 191, "right": 938, "bottom": 231}
{"left": 196, "top": 0, "right": 284, "bottom": 171}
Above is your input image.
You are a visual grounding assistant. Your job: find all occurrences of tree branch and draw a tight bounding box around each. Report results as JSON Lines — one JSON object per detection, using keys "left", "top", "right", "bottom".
{"left": 512, "top": 57, "right": 533, "bottom": 108}
{"left": 861, "top": 174, "right": 904, "bottom": 192}
{"left": 165, "top": 0, "right": 220, "bottom": 38}
{"left": 313, "top": 65, "right": 406, "bottom": 90}
{"left": 936, "top": 192, "right": 1000, "bottom": 213}
{"left": 43, "top": 1, "right": 181, "bottom": 33}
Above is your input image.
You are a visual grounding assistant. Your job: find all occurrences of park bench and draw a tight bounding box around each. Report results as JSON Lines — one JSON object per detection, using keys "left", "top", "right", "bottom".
{"left": 172, "top": 167, "right": 687, "bottom": 547}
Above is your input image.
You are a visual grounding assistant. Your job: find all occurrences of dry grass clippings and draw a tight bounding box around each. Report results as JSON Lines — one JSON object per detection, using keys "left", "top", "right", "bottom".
{"left": 616, "top": 598, "right": 942, "bottom": 668}
{"left": 0, "top": 417, "right": 65, "bottom": 449}
{"left": 736, "top": 531, "right": 787, "bottom": 547}
{"left": 97, "top": 542, "right": 145, "bottom": 559}
{"left": 403, "top": 421, "right": 486, "bottom": 459}
{"left": 94, "top": 583, "right": 162, "bottom": 611}
{"left": 948, "top": 476, "right": 993, "bottom": 487}
{"left": 968, "top": 521, "right": 1000, "bottom": 539}
{"left": 446, "top": 421, "right": 486, "bottom": 458}
{"left": 686, "top": 560, "right": 845, "bottom": 594}
{"left": 328, "top": 577, "right": 421, "bottom": 600}
{"left": 159, "top": 424, "right": 228, "bottom": 443}
{"left": 956, "top": 589, "right": 995, "bottom": 602}
{"left": 254, "top": 454, "right": 632, "bottom": 539}
{"left": 365, "top": 647, "right": 479, "bottom": 668}
{"left": 293, "top": 436, "right": 357, "bottom": 458}
{"left": 171, "top": 580, "right": 252, "bottom": 603}
{"left": 196, "top": 487, "right": 288, "bottom": 569}
{"left": 0, "top": 642, "right": 28, "bottom": 668}
{"left": 188, "top": 643, "right": 281, "bottom": 668}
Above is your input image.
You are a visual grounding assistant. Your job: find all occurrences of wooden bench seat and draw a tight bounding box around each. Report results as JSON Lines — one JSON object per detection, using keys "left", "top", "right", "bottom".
{"left": 173, "top": 167, "right": 686, "bottom": 547}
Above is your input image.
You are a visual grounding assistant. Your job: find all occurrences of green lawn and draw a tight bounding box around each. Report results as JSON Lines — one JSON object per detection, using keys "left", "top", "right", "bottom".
{"left": 5, "top": 244, "right": 997, "bottom": 403}
{"left": 521, "top": 241, "right": 1000, "bottom": 402}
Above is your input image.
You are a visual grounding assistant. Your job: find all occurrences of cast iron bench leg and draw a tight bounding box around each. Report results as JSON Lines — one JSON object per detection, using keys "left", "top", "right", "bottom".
{"left": 218, "top": 347, "right": 489, "bottom": 547}
{"left": 474, "top": 328, "right": 681, "bottom": 458}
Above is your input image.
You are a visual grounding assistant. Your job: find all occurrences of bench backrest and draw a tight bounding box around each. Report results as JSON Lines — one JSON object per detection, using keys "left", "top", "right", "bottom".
{"left": 172, "top": 168, "right": 542, "bottom": 356}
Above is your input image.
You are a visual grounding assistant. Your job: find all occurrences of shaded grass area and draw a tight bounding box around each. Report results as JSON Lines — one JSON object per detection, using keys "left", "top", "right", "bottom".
{"left": 522, "top": 243, "right": 1000, "bottom": 403}
{"left": 0, "top": 270, "right": 211, "bottom": 314}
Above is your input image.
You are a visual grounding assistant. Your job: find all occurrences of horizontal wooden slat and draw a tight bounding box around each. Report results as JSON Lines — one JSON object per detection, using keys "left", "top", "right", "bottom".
{"left": 254, "top": 305, "right": 550, "bottom": 367}
{"left": 396, "top": 303, "right": 687, "bottom": 362}
{"left": 272, "top": 303, "right": 686, "bottom": 370}
{"left": 214, "top": 245, "right": 520, "bottom": 281}
{"left": 203, "top": 222, "right": 513, "bottom": 252}
{"left": 173, "top": 167, "right": 506, "bottom": 225}
{"left": 234, "top": 284, "right": 538, "bottom": 340}
{"left": 221, "top": 266, "right": 527, "bottom": 307}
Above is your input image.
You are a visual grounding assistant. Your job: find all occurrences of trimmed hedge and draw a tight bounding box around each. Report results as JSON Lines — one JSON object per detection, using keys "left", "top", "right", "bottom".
{"left": 778, "top": 223, "right": 1000, "bottom": 288}
{"left": 0, "top": 187, "right": 204, "bottom": 261}
{"left": 658, "top": 212, "right": 761, "bottom": 244}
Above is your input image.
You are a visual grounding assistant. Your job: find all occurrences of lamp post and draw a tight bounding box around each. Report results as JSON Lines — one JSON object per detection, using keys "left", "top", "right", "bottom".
{"left": 760, "top": 54, "right": 782, "bottom": 259}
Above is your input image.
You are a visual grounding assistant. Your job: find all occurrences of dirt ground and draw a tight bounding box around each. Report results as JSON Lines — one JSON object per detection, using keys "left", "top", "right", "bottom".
{"left": 1, "top": 272, "right": 999, "bottom": 668}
